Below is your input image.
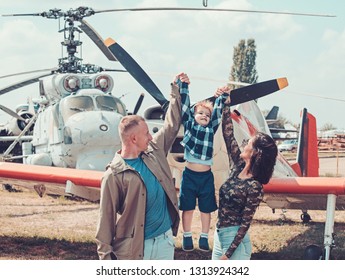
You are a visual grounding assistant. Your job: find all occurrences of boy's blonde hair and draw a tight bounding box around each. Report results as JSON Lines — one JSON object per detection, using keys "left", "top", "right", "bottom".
{"left": 194, "top": 100, "right": 213, "bottom": 115}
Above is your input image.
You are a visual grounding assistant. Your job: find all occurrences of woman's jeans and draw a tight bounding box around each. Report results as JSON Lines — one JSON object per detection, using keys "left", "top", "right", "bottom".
{"left": 212, "top": 226, "right": 252, "bottom": 260}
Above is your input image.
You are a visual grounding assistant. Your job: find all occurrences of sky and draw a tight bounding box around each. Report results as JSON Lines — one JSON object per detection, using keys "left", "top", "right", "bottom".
{"left": 0, "top": 0, "right": 344, "bottom": 130}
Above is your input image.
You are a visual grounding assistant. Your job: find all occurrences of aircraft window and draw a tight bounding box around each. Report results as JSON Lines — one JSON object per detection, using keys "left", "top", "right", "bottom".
{"left": 96, "top": 96, "right": 126, "bottom": 116}
{"left": 61, "top": 96, "right": 94, "bottom": 120}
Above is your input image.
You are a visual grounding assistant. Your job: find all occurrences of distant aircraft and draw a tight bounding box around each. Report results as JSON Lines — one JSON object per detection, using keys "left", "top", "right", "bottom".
{"left": 265, "top": 105, "right": 280, "bottom": 125}
{"left": 264, "top": 106, "right": 298, "bottom": 140}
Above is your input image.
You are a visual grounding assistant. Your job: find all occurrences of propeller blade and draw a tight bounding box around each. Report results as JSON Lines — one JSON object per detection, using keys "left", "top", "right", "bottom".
{"left": 205, "top": 77, "right": 288, "bottom": 106}
{"left": 0, "top": 67, "right": 58, "bottom": 79}
{"left": 79, "top": 19, "right": 117, "bottom": 61}
{"left": 3, "top": 7, "right": 335, "bottom": 18}
{"left": 0, "top": 72, "right": 54, "bottom": 96}
{"left": 100, "top": 68, "right": 127, "bottom": 72}
{"left": 133, "top": 93, "right": 145, "bottom": 115}
{"left": 94, "top": 7, "right": 335, "bottom": 18}
{"left": 2, "top": 12, "right": 43, "bottom": 17}
{"left": 0, "top": 105, "right": 26, "bottom": 121}
{"left": 105, "top": 38, "right": 168, "bottom": 108}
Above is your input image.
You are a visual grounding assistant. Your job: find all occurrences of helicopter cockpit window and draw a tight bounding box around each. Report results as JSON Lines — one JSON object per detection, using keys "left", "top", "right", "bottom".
{"left": 61, "top": 96, "right": 94, "bottom": 120}
{"left": 96, "top": 95, "right": 126, "bottom": 116}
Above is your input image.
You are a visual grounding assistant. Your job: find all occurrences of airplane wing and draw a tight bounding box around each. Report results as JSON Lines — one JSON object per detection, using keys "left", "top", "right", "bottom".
{"left": 0, "top": 162, "right": 102, "bottom": 202}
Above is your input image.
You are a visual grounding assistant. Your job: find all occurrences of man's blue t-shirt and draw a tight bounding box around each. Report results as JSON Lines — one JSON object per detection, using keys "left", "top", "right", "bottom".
{"left": 124, "top": 157, "right": 172, "bottom": 239}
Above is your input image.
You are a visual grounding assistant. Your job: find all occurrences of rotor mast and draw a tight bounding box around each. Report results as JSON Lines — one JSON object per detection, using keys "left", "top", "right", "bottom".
{"left": 41, "top": 7, "right": 96, "bottom": 74}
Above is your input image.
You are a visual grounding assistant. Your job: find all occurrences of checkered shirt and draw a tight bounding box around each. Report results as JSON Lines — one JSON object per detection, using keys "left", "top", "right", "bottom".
{"left": 176, "top": 78, "right": 226, "bottom": 161}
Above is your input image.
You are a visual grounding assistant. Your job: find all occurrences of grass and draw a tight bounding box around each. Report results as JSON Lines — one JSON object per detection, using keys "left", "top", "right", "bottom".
{"left": 1, "top": 186, "right": 345, "bottom": 260}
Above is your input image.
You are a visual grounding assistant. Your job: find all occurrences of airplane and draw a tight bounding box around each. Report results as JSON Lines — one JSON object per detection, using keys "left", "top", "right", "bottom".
{"left": 265, "top": 105, "right": 280, "bottom": 125}
{"left": 0, "top": 6, "right": 342, "bottom": 260}
{"left": 264, "top": 106, "right": 299, "bottom": 140}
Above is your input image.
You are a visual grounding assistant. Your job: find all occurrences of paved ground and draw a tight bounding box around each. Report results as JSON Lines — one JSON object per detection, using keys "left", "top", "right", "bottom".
{"left": 319, "top": 157, "right": 345, "bottom": 176}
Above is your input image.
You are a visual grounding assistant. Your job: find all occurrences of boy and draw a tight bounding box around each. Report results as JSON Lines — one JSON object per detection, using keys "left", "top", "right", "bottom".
{"left": 176, "top": 77, "right": 227, "bottom": 252}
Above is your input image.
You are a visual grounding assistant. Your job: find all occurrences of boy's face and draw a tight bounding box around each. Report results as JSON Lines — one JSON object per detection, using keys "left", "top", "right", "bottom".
{"left": 194, "top": 106, "right": 211, "bottom": 126}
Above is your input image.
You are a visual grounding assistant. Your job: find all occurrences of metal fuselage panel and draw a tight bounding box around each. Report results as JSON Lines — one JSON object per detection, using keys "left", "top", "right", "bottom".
{"left": 31, "top": 89, "right": 125, "bottom": 170}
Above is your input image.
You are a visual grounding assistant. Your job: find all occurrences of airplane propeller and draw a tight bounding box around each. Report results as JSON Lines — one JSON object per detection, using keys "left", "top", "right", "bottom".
{"left": 204, "top": 77, "right": 288, "bottom": 107}
{"left": 105, "top": 38, "right": 169, "bottom": 109}
{"left": 133, "top": 93, "right": 145, "bottom": 115}
{"left": 79, "top": 19, "right": 117, "bottom": 62}
{"left": 79, "top": 19, "right": 169, "bottom": 110}
{"left": 0, "top": 102, "right": 35, "bottom": 131}
{"left": 0, "top": 105, "right": 27, "bottom": 122}
{"left": 80, "top": 19, "right": 168, "bottom": 108}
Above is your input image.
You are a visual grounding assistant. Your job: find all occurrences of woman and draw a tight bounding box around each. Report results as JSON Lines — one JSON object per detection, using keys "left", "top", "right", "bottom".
{"left": 212, "top": 86, "right": 278, "bottom": 260}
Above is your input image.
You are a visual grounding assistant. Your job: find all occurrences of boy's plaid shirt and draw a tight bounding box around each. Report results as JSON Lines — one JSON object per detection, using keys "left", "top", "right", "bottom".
{"left": 176, "top": 78, "right": 226, "bottom": 161}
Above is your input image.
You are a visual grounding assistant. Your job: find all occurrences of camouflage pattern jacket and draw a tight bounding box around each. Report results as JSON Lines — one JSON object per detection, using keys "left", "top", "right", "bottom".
{"left": 217, "top": 104, "right": 263, "bottom": 259}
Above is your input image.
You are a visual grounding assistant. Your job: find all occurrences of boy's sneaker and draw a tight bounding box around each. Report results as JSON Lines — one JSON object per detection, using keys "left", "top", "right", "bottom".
{"left": 182, "top": 236, "right": 194, "bottom": 251}
{"left": 198, "top": 237, "right": 209, "bottom": 252}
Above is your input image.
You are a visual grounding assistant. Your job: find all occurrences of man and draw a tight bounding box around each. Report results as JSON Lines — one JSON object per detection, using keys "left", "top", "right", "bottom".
{"left": 95, "top": 73, "right": 188, "bottom": 260}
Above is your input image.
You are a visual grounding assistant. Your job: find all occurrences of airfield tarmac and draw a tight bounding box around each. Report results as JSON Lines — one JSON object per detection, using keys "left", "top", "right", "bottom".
{"left": 319, "top": 156, "right": 345, "bottom": 176}
{"left": 1, "top": 155, "right": 345, "bottom": 260}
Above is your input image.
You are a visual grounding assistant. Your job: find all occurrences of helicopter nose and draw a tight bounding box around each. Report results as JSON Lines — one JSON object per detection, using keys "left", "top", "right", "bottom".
{"left": 99, "top": 124, "right": 108, "bottom": 132}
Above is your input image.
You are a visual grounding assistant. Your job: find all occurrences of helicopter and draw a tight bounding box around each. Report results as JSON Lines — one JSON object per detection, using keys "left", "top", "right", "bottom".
{"left": 0, "top": 6, "right": 174, "bottom": 170}
{"left": 1, "top": 4, "right": 333, "bottom": 171}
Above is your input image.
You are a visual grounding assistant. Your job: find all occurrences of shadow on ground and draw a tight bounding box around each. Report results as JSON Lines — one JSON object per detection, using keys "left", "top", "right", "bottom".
{"left": 1, "top": 221, "right": 344, "bottom": 260}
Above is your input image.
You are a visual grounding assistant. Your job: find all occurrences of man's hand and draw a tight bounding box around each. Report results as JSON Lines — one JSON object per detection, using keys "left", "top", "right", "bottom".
{"left": 174, "top": 72, "right": 190, "bottom": 85}
{"left": 214, "top": 85, "right": 231, "bottom": 103}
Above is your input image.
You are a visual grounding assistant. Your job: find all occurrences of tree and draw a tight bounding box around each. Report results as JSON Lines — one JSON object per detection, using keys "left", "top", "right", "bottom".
{"left": 320, "top": 123, "right": 337, "bottom": 131}
{"left": 229, "top": 39, "right": 258, "bottom": 88}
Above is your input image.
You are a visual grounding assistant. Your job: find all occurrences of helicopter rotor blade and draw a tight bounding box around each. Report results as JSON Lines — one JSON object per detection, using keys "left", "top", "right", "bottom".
{"left": 79, "top": 19, "right": 117, "bottom": 61}
{"left": 133, "top": 93, "right": 145, "bottom": 115}
{"left": 2, "top": 12, "right": 43, "bottom": 17}
{"left": 105, "top": 38, "right": 168, "bottom": 108}
{"left": 0, "top": 105, "right": 26, "bottom": 121}
{"left": 0, "top": 72, "right": 55, "bottom": 96}
{"left": 3, "top": 7, "right": 335, "bottom": 19}
{"left": 0, "top": 67, "right": 58, "bottom": 80}
{"left": 94, "top": 7, "right": 335, "bottom": 18}
{"left": 100, "top": 68, "right": 127, "bottom": 72}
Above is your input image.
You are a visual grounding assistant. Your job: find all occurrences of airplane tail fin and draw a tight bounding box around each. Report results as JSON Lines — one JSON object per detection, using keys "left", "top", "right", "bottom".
{"left": 293, "top": 108, "right": 319, "bottom": 177}
{"left": 266, "top": 106, "right": 279, "bottom": 121}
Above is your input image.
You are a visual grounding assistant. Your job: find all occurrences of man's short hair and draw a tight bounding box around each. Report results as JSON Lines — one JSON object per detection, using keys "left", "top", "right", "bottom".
{"left": 119, "top": 115, "right": 145, "bottom": 137}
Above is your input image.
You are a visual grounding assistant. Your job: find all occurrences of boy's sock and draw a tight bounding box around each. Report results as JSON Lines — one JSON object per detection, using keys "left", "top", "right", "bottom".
{"left": 200, "top": 232, "right": 208, "bottom": 239}
{"left": 183, "top": 231, "right": 192, "bottom": 237}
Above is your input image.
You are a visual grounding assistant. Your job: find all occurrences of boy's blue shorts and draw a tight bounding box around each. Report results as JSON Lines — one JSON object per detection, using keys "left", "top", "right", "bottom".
{"left": 178, "top": 167, "right": 218, "bottom": 213}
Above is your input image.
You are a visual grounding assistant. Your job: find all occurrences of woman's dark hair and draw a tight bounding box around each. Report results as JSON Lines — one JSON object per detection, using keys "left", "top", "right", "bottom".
{"left": 249, "top": 132, "right": 278, "bottom": 184}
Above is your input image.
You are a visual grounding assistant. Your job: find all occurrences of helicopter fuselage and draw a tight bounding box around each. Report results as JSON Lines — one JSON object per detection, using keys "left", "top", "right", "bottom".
{"left": 24, "top": 73, "right": 127, "bottom": 171}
